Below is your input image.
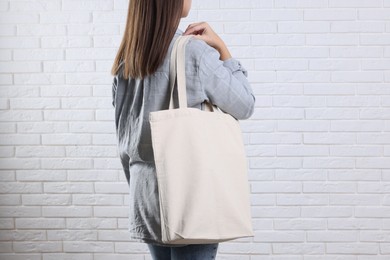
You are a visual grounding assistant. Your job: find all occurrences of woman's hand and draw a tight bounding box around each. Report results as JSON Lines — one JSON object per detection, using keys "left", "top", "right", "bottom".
{"left": 183, "top": 22, "right": 232, "bottom": 61}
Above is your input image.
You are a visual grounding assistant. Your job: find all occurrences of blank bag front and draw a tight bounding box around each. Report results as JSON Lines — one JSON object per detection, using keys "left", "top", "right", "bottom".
{"left": 149, "top": 35, "right": 254, "bottom": 244}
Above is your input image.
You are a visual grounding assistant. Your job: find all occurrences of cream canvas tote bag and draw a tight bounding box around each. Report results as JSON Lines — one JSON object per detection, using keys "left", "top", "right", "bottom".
{"left": 149, "top": 35, "right": 254, "bottom": 244}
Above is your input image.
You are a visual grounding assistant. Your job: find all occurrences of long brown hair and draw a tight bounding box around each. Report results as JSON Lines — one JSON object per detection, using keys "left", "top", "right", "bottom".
{"left": 111, "top": 0, "right": 184, "bottom": 80}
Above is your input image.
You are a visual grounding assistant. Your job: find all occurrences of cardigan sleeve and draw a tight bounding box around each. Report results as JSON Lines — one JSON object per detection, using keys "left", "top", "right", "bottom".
{"left": 112, "top": 74, "right": 118, "bottom": 108}
{"left": 197, "top": 42, "right": 256, "bottom": 120}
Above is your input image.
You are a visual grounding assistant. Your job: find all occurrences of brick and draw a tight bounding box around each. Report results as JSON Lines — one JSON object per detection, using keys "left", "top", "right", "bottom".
{"left": 327, "top": 242, "right": 378, "bottom": 254}
{"left": 252, "top": 34, "right": 304, "bottom": 46}
{"left": 276, "top": 0, "right": 328, "bottom": 8}
{"left": 221, "top": 0, "right": 273, "bottom": 9}
{"left": 356, "top": 158, "right": 390, "bottom": 168}
{"left": 330, "top": 120, "right": 384, "bottom": 132}
{"left": 42, "top": 206, "right": 92, "bottom": 217}
{"left": 274, "top": 96, "right": 326, "bottom": 107}
{"left": 247, "top": 71, "right": 276, "bottom": 83}
{"left": 10, "top": 0, "right": 61, "bottom": 11}
{"left": 253, "top": 231, "right": 305, "bottom": 242}
{"left": 67, "top": 170, "right": 118, "bottom": 181}
{"left": 304, "top": 133, "right": 356, "bottom": 144}
{"left": 69, "top": 122, "right": 115, "bottom": 133}
{"left": 0, "top": 219, "right": 14, "bottom": 229}
{"left": 72, "top": 194, "right": 123, "bottom": 206}
{"left": 250, "top": 157, "right": 302, "bottom": 169}
{"left": 304, "top": 84, "right": 353, "bottom": 95}
{"left": 0, "top": 206, "right": 41, "bottom": 217}
{"left": 65, "top": 73, "right": 112, "bottom": 85}
{"left": 41, "top": 158, "right": 93, "bottom": 169}
{"left": 359, "top": 9, "right": 390, "bottom": 20}
{"left": 330, "top": 47, "right": 383, "bottom": 58}
{"left": 357, "top": 83, "right": 390, "bottom": 95}
{"left": 277, "top": 47, "right": 329, "bottom": 57}
{"left": 0, "top": 13, "right": 39, "bottom": 24}
{"left": 279, "top": 71, "right": 331, "bottom": 82}
{"left": 44, "top": 182, "right": 93, "bottom": 193}
{"left": 361, "top": 34, "right": 390, "bottom": 45}
{"left": 278, "top": 194, "right": 328, "bottom": 205}
{"left": 302, "top": 206, "right": 353, "bottom": 217}
{"left": 274, "top": 218, "right": 326, "bottom": 230}
{"left": 329, "top": 0, "right": 382, "bottom": 7}
{"left": 63, "top": 241, "right": 114, "bottom": 253}
{"left": 62, "top": 0, "right": 113, "bottom": 11}
{"left": 246, "top": 145, "right": 276, "bottom": 157}
{"left": 0, "top": 49, "right": 12, "bottom": 60}
{"left": 13, "top": 242, "right": 62, "bottom": 253}
{"left": 0, "top": 111, "right": 42, "bottom": 122}
{"left": 0, "top": 182, "right": 41, "bottom": 193}
{"left": 360, "top": 108, "right": 390, "bottom": 119}
{"left": 22, "top": 194, "right": 71, "bottom": 206}
{"left": 331, "top": 21, "right": 385, "bottom": 33}
{"left": 0, "top": 195, "right": 21, "bottom": 205}
{"left": 43, "top": 254, "right": 93, "bottom": 260}
{"left": 305, "top": 9, "right": 357, "bottom": 21}
{"left": 93, "top": 206, "right": 127, "bottom": 217}
{"left": 0, "top": 242, "right": 13, "bottom": 252}
{"left": 0, "top": 255, "right": 40, "bottom": 260}
{"left": 362, "top": 60, "right": 390, "bottom": 70}
{"left": 41, "top": 134, "right": 91, "bottom": 145}
{"left": 309, "top": 59, "right": 360, "bottom": 71}
{"left": 303, "top": 157, "right": 355, "bottom": 168}
{"left": 43, "top": 36, "right": 91, "bottom": 48}
{"left": 251, "top": 108, "right": 304, "bottom": 119}
{"left": 0, "top": 230, "right": 46, "bottom": 241}
{"left": 303, "top": 182, "right": 357, "bottom": 194}
{"left": 330, "top": 195, "right": 382, "bottom": 205}
{"left": 255, "top": 59, "right": 308, "bottom": 71}
{"left": 0, "top": 146, "right": 14, "bottom": 157}
{"left": 47, "top": 230, "right": 97, "bottom": 241}
{"left": 329, "top": 169, "right": 380, "bottom": 181}
{"left": 16, "top": 218, "right": 65, "bottom": 229}
{"left": 327, "top": 96, "right": 382, "bottom": 107}
{"left": 0, "top": 171, "right": 15, "bottom": 181}
{"left": 279, "top": 21, "right": 330, "bottom": 33}
{"left": 252, "top": 9, "right": 303, "bottom": 21}
{"left": 66, "top": 218, "right": 116, "bottom": 229}
{"left": 224, "top": 22, "right": 277, "bottom": 34}
{"left": 329, "top": 218, "right": 381, "bottom": 229}
{"left": 0, "top": 158, "right": 40, "bottom": 170}
{"left": 306, "top": 33, "right": 358, "bottom": 45}
{"left": 278, "top": 120, "right": 328, "bottom": 131}
{"left": 40, "top": 12, "right": 91, "bottom": 24}
{"left": 277, "top": 145, "right": 328, "bottom": 156}
{"left": 14, "top": 73, "right": 65, "bottom": 85}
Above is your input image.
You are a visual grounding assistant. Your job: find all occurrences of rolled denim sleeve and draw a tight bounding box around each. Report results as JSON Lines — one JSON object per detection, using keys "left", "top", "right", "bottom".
{"left": 198, "top": 44, "right": 256, "bottom": 120}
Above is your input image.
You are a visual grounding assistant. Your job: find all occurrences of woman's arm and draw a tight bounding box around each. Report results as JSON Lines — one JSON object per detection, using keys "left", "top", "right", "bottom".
{"left": 184, "top": 22, "right": 255, "bottom": 120}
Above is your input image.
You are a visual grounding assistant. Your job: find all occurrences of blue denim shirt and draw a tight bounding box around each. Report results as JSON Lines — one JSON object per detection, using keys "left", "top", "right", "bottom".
{"left": 112, "top": 28, "right": 255, "bottom": 246}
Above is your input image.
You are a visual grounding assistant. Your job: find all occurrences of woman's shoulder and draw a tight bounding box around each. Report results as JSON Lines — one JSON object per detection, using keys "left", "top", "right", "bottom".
{"left": 185, "top": 36, "right": 218, "bottom": 61}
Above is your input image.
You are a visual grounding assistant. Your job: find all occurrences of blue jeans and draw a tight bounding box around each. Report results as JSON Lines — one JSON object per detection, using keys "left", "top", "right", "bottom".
{"left": 147, "top": 243, "right": 219, "bottom": 260}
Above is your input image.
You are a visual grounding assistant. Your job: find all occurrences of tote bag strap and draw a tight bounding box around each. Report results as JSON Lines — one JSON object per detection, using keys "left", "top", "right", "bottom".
{"left": 168, "top": 35, "right": 191, "bottom": 109}
{"left": 169, "top": 35, "right": 217, "bottom": 112}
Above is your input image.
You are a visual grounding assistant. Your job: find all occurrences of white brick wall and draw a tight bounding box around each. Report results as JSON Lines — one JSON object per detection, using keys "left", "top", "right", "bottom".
{"left": 1, "top": 0, "right": 390, "bottom": 259}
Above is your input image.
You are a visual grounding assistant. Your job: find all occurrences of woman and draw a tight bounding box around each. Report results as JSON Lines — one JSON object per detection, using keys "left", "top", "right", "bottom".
{"left": 111, "top": 0, "right": 255, "bottom": 259}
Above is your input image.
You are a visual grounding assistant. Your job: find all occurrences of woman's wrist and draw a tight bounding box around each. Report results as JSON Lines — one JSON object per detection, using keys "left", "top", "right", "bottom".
{"left": 215, "top": 40, "right": 232, "bottom": 61}
{"left": 217, "top": 45, "right": 232, "bottom": 61}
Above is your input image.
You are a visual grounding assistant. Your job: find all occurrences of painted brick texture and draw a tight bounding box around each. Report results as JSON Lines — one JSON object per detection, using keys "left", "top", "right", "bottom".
{"left": 1, "top": 0, "right": 390, "bottom": 259}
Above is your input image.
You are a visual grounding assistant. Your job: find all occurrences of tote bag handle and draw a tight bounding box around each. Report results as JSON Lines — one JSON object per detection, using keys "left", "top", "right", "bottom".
{"left": 168, "top": 35, "right": 217, "bottom": 112}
